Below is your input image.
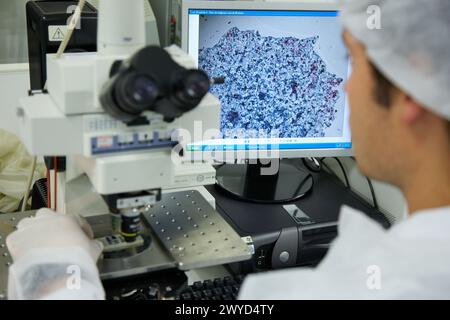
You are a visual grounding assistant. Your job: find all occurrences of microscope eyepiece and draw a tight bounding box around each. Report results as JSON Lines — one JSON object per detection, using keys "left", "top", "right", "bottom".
{"left": 100, "top": 46, "right": 210, "bottom": 123}
{"left": 170, "top": 70, "right": 211, "bottom": 112}
{"left": 126, "top": 75, "right": 159, "bottom": 106}
{"left": 112, "top": 73, "right": 160, "bottom": 116}
{"left": 178, "top": 70, "right": 210, "bottom": 101}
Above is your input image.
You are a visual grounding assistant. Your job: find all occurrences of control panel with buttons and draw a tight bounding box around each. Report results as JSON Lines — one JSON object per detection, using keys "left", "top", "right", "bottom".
{"left": 90, "top": 130, "right": 177, "bottom": 155}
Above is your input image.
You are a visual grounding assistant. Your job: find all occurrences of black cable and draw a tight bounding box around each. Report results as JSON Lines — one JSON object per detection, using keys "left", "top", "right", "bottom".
{"left": 319, "top": 157, "right": 350, "bottom": 188}
{"left": 302, "top": 157, "right": 322, "bottom": 172}
{"left": 350, "top": 156, "right": 379, "bottom": 209}
{"left": 365, "top": 177, "right": 379, "bottom": 209}
{"left": 333, "top": 157, "right": 350, "bottom": 189}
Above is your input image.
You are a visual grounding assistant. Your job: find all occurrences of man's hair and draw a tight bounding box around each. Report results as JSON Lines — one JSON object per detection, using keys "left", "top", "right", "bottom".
{"left": 370, "top": 62, "right": 450, "bottom": 141}
{"left": 370, "top": 63, "right": 395, "bottom": 107}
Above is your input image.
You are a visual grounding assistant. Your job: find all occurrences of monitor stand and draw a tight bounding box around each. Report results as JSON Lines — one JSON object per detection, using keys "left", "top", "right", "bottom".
{"left": 215, "top": 159, "right": 314, "bottom": 204}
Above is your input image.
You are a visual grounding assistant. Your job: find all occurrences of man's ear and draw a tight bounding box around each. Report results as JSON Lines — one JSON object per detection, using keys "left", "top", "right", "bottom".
{"left": 401, "top": 94, "right": 425, "bottom": 124}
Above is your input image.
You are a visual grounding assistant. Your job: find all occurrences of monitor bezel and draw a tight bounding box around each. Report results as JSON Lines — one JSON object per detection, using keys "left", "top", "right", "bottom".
{"left": 181, "top": 0, "right": 353, "bottom": 160}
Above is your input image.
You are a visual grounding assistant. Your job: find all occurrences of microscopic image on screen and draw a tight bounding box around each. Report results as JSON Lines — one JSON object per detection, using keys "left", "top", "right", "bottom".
{"left": 198, "top": 14, "right": 349, "bottom": 139}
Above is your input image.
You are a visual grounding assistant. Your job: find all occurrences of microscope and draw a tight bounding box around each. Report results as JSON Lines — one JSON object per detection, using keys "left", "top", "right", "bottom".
{"left": 16, "top": 0, "right": 252, "bottom": 283}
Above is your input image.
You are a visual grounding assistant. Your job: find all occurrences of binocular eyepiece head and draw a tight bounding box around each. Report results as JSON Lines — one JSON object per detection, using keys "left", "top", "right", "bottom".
{"left": 100, "top": 46, "right": 211, "bottom": 123}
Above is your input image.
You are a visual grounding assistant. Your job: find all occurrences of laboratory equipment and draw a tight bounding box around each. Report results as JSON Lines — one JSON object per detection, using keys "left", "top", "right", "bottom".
{"left": 182, "top": 0, "right": 352, "bottom": 203}
{"left": 26, "top": 0, "right": 98, "bottom": 91}
{"left": 16, "top": 0, "right": 252, "bottom": 281}
{"left": 26, "top": 0, "right": 161, "bottom": 92}
{"left": 179, "top": 1, "right": 392, "bottom": 274}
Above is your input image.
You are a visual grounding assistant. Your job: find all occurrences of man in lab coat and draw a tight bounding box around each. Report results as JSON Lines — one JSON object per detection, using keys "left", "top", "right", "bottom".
{"left": 6, "top": 0, "right": 450, "bottom": 299}
{"left": 240, "top": 0, "right": 450, "bottom": 299}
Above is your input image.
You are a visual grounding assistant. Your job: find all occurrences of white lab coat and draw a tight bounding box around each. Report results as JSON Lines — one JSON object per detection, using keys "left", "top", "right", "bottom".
{"left": 239, "top": 205, "right": 450, "bottom": 300}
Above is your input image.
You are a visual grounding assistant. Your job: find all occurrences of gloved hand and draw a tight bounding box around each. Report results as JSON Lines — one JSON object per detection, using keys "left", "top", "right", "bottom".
{"left": 7, "top": 209, "right": 103, "bottom": 262}
{"left": 6, "top": 209, "right": 105, "bottom": 300}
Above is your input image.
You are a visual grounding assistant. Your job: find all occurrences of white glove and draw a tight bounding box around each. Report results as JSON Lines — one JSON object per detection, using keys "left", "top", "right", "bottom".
{"left": 6, "top": 209, "right": 105, "bottom": 300}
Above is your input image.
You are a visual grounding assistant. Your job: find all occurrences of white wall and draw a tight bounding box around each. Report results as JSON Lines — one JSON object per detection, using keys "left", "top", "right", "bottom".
{"left": 0, "top": 0, "right": 29, "bottom": 64}
{"left": 0, "top": 64, "right": 30, "bottom": 136}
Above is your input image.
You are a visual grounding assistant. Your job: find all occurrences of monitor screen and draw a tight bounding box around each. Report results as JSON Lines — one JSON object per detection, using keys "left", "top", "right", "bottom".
{"left": 186, "top": 6, "right": 352, "bottom": 157}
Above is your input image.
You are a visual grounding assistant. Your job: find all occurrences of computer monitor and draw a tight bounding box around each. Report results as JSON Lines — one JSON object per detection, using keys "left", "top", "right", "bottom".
{"left": 182, "top": 0, "right": 352, "bottom": 203}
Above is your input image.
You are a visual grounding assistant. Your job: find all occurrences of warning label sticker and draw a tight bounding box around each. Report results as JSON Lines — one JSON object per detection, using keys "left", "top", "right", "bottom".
{"left": 48, "top": 25, "right": 68, "bottom": 42}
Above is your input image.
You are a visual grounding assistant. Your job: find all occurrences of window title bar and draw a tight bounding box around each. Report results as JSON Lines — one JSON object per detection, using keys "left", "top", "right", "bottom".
{"left": 188, "top": 9, "right": 339, "bottom": 17}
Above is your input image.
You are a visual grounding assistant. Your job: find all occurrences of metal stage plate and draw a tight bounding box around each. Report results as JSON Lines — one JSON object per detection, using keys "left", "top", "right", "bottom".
{"left": 0, "top": 189, "right": 253, "bottom": 298}
{"left": 0, "top": 211, "right": 34, "bottom": 299}
{"left": 144, "top": 190, "right": 252, "bottom": 270}
{"left": 0, "top": 211, "right": 177, "bottom": 298}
